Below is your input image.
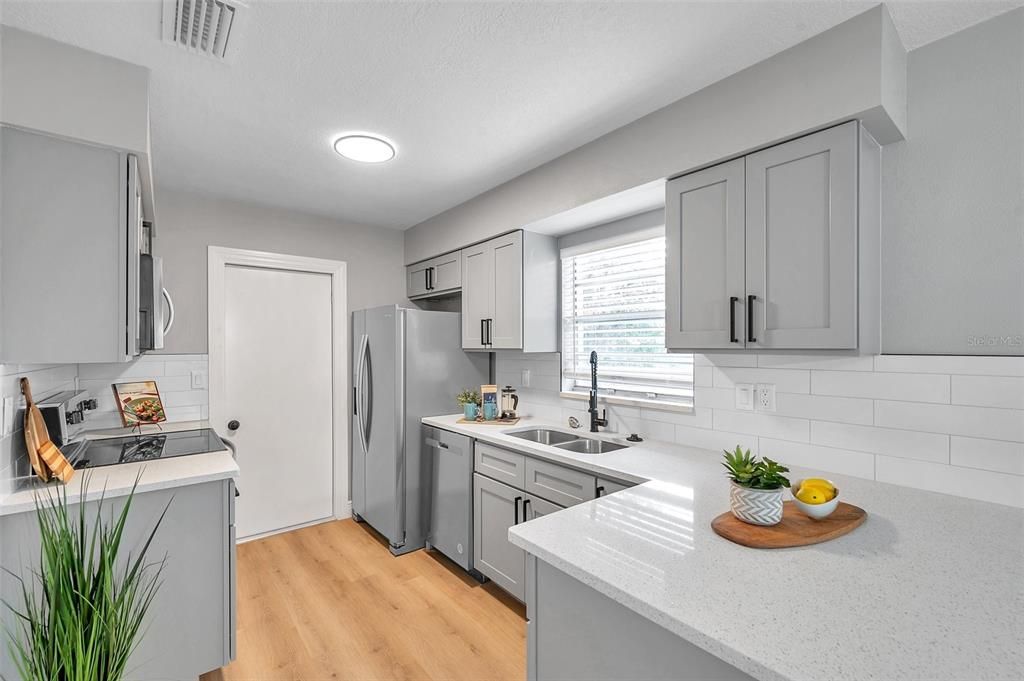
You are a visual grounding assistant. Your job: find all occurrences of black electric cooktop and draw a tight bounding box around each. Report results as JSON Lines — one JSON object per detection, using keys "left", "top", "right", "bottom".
{"left": 70, "top": 428, "right": 226, "bottom": 469}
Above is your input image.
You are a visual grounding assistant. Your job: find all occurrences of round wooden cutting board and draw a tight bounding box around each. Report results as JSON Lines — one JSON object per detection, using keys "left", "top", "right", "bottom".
{"left": 711, "top": 501, "right": 866, "bottom": 548}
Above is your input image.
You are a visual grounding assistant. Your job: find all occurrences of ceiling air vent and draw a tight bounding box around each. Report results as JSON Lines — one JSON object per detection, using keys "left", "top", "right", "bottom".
{"left": 162, "top": 0, "right": 247, "bottom": 61}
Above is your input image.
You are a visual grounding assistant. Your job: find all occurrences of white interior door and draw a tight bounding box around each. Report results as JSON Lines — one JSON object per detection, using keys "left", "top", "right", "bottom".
{"left": 224, "top": 264, "right": 335, "bottom": 539}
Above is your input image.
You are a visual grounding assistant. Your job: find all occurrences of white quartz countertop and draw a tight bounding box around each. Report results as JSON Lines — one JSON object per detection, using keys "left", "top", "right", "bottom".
{"left": 423, "top": 414, "right": 1024, "bottom": 681}
{"left": 0, "top": 420, "right": 238, "bottom": 517}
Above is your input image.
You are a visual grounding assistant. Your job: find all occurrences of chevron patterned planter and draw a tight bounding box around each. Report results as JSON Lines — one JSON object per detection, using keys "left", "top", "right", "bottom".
{"left": 729, "top": 482, "right": 784, "bottom": 526}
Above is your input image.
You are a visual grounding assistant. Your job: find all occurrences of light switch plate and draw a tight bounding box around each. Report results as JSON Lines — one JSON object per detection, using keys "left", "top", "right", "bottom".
{"left": 755, "top": 383, "right": 776, "bottom": 412}
{"left": 2, "top": 396, "right": 15, "bottom": 435}
{"left": 190, "top": 370, "right": 208, "bottom": 390}
{"left": 735, "top": 383, "right": 754, "bottom": 411}
{"left": 521, "top": 369, "right": 531, "bottom": 388}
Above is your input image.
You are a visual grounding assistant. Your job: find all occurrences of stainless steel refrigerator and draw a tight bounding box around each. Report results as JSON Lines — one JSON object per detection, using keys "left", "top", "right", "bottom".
{"left": 351, "top": 305, "right": 488, "bottom": 555}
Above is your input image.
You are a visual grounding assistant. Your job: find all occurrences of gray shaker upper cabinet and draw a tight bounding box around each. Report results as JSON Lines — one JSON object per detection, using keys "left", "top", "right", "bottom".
{"left": 460, "top": 230, "right": 557, "bottom": 352}
{"left": 1, "top": 126, "right": 141, "bottom": 363}
{"left": 665, "top": 158, "right": 746, "bottom": 349}
{"left": 666, "top": 121, "right": 880, "bottom": 353}
{"left": 406, "top": 250, "right": 462, "bottom": 300}
{"left": 745, "top": 123, "right": 858, "bottom": 349}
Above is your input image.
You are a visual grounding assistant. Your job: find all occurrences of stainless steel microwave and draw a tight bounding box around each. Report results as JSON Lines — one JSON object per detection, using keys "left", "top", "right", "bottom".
{"left": 139, "top": 253, "right": 174, "bottom": 351}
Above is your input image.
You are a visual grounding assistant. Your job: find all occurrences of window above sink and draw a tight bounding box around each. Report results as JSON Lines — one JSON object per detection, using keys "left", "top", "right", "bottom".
{"left": 560, "top": 231, "right": 695, "bottom": 411}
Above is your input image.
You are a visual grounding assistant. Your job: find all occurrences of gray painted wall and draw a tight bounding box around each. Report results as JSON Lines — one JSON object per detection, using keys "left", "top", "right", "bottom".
{"left": 154, "top": 189, "right": 407, "bottom": 354}
{"left": 404, "top": 5, "right": 906, "bottom": 264}
{"left": 880, "top": 9, "right": 1024, "bottom": 355}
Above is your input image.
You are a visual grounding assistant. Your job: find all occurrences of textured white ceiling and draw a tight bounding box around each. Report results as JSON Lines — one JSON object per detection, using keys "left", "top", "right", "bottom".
{"left": 3, "top": 1, "right": 1020, "bottom": 229}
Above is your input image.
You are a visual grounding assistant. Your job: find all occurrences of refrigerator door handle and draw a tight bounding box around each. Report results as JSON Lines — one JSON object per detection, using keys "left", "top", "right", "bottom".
{"left": 363, "top": 342, "right": 374, "bottom": 448}
{"left": 355, "top": 334, "right": 369, "bottom": 453}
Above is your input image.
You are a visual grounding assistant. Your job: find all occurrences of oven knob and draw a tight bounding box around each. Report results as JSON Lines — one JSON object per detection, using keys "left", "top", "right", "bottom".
{"left": 227, "top": 420, "right": 240, "bottom": 431}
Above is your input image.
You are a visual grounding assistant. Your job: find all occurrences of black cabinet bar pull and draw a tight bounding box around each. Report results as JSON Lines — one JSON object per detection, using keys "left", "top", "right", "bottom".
{"left": 729, "top": 296, "right": 739, "bottom": 343}
{"left": 514, "top": 496, "right": 522, "bottom": 524}
{"left": 747, "top": 295, "right": 757, "bottom": 343}
{"left": 596, "top": 486, "right": 605, "bottom": 497}
{"left": 424, "top": 269, "right": 429, "bottom": 291}
{"left": 486, "top": 318, "right": 493, "bottom": 345}
{"left": 523, "top": 498, "right": 531, "bottom": 518}
{"left": 353, "top": 387, "right": 358, "bottom": 415}
{"left": 428, "top": 267, "right": 435, "bottom": 290}
{"left": 480, "top": 319, "right": 486, "bottom": 346}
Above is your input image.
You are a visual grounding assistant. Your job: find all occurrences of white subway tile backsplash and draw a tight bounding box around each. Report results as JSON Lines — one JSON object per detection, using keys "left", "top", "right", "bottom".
{"left": 712, "top": 410, "right": 810, "bottom": 442}
{"left": 695, "top": 353, "right": 757, "bottom": 368}
{"left": 639, "top": 407, "right": 714, "bottom": 430}
{"left": 810, "top": 421, "right": 949, "bottom": 463}
{"left": 951, "top": 375, "right": 1024, "bottom": 410}
{"left": 875, "top": 401, "right": 1024, "bottom": 443}
{"left": 812, "top": 370, "right": 950, "bottom": 403}
{"left": 950, "top": 437, "right": 1024, "bottom": 476}
{"left": 757, "top": 353, "right": 874, "bottom": 371}
{"left": 773, "top": 392, "right": 874, "bottom": 425}
{"left": 693, "top": 387, "right": 736, "bottom": 410}
{"left": 874, "top": 355, "right": 1024, "bottom": 376}
{"left": 694, "top": 365, "right": 714, "bottom": 387}
{"left": 674, "top": 425, "right": 756, "bottom": 455}
{"left": 712, "top": 367, "right": 810, "bottom": 393}
{"left": 493, "top": 351, "right": 1024, "bottom": 507}
{"left": 77, "top": 361, "right": 166, "bottom": 380}
{"left": 78, "top": 354, "right": 209, "bottom": 427}
{"left": 759, "top": 438, "right": 875, "bottom": 480}
{"left": 875, "top": 456, "right": 1024, "bottom": 508}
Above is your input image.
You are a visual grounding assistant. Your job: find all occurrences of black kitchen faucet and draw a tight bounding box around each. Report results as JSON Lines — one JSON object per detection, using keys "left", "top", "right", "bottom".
{"left": 589, "top": 351, "right": 608, "bottom": 432}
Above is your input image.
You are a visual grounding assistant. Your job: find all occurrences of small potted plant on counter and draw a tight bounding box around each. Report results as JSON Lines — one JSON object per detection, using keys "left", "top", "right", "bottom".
{"left": 456, "top": 389, "right": 481, "bottom": 420}
{"left": 722, "top": 446, "right": 790, "bottom": 526}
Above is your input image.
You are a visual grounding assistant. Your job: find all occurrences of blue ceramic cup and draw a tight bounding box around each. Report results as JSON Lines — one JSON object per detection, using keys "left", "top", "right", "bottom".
{"left": 463, "top": 403, "right": 478, "bottom": 419}
{"left": 482, "top": 403, "right": 498, "bottom": 420}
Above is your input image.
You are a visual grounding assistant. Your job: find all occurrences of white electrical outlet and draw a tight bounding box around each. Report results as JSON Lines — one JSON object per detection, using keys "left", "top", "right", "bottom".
{"left": 521, "top": 369, "right": 531, "bottom": 388}
{"left": 755, "top": 383, "right": 776, "bottom": 412}
{"left": 735, "top": 383, "right": 754, "bottom": 411}
{"left": 190, "top": 370, "right": 208, "bottom": 390}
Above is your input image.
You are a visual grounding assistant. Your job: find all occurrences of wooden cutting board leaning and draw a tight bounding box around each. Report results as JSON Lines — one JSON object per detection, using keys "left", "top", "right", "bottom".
{"left": 21, "top": 377, "right": 75, "bottom": 483}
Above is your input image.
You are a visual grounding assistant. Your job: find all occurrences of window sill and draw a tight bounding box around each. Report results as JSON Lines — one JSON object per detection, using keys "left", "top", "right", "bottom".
{"left": 559, "top": 391, "right": 694, "bottom": 414}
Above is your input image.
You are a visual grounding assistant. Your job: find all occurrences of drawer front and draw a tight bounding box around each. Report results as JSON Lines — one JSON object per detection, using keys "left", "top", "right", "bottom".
{"left": 525, "top": 458, "right": 595, "bottom": 508}
{"left": 596, "top": 477, "right": 631, "bottom": 497}
{"left": 474, "top": 442, "right": 526, "bottom": 489}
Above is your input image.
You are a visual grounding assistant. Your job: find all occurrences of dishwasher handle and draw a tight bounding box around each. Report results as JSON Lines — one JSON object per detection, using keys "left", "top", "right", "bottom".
{"left": 424, "top": 438, "right": 449, "bottom": 450}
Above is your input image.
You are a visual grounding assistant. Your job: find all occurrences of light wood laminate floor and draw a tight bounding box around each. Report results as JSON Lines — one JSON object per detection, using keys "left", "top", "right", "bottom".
{"left": 201, "top": 519, "right": 526, "bottom": 681}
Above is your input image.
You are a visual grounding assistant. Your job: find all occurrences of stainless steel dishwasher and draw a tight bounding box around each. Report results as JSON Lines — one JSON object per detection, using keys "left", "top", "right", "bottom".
{"left": 423, "top": 425, "right": 482, "bottom": 580}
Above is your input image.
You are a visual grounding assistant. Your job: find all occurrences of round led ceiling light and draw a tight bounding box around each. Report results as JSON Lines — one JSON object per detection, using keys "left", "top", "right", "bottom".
{"left": 332, "top": 133, "right": 397, "bottom": 163}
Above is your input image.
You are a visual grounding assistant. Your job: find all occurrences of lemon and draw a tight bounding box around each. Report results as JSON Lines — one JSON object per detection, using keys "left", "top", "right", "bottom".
{"left": 800, "top": 484, "right": 836, "bottom": 502}
{"left": 795, "top": 485, "right": 830, "bottom": 505}
{"left": 801, "top": 478, "right": 836, "bottom": 495}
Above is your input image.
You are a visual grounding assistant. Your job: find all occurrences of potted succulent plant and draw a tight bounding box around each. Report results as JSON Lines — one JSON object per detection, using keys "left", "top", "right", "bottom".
{"left": 722, "top": 446, "right": 791, "bottom": 526}
{"left": 456, "top": 389, "right": 481, "bottom": 420}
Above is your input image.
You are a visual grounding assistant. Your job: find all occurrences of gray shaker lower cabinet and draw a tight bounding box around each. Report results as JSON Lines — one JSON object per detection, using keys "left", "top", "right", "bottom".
{"left": 473, "top": 473, "right": 528, "bottom": 601}
{"left": 526, "top": 558, "right": 754, "bottom": 681}
{"left": 0, "top": 479, "right": 236, "bottom": 680}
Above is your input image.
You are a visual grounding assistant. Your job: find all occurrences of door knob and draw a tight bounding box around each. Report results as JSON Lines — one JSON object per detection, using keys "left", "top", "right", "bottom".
{"left": 227, "top": 420, "right": 240, "bottom": 431}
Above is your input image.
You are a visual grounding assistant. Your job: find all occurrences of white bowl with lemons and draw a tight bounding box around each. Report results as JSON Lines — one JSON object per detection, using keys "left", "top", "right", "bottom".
{"left": 790, "top": 478, "right": 839, "bottom": 519}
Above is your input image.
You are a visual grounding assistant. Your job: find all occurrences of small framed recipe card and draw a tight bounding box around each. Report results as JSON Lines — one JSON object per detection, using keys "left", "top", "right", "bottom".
{"left": 112, "top": 381, "right": 167, "bottom": 427}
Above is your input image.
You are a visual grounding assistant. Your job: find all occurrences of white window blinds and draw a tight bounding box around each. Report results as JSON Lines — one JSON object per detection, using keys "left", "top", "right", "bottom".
{"left": 561, "top": 235, "right": 694, "bottom": 407}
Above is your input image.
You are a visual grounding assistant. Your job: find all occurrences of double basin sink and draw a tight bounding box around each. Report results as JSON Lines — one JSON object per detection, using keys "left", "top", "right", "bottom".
{"left": 507, "top": 428, "right": 628, "bottom": 454}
